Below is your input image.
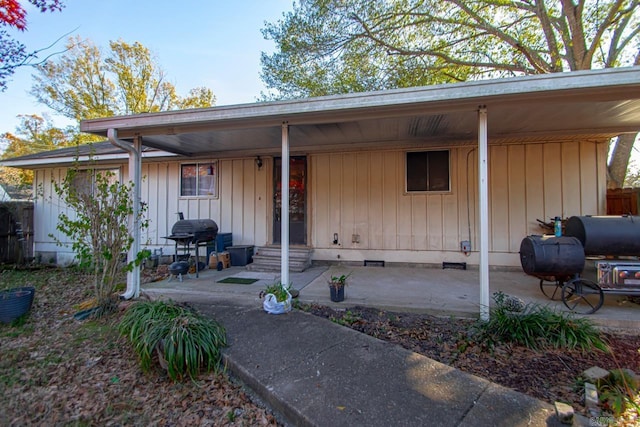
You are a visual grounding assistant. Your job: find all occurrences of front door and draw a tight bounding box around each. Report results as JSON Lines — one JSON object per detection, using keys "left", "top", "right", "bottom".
{"left": 273, "top": 156, "right": 307, "bottom": 245}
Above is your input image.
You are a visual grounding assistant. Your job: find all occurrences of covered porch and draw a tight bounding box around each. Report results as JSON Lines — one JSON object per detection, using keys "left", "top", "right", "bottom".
{"left": 79, "top": 66, "right": 640, "bottom": 321}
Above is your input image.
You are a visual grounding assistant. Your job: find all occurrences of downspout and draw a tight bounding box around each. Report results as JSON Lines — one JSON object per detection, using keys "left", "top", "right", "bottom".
{"left": 107, "top": 128, "right": 141, "bottom": 299}
{"left": 478, "top": 107, "right": 490, "bottom": 321}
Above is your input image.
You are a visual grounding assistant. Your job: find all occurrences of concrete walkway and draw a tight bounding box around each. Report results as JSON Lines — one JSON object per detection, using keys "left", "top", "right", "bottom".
{"left": 142, "top": 264, "right": 640, "bottom": 426}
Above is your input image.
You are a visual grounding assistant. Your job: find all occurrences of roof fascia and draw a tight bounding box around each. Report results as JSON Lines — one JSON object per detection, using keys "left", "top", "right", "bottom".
{"left": 0, "top": 150, "right": 177, "bottom": 168}
{"left": 80, "top": 67, "right": 640, "bottom": 138}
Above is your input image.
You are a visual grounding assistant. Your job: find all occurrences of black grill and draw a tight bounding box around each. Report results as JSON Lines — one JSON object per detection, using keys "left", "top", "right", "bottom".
{"left": 169, "top": 219, "right": 218, "bottom": 244}
{"left": 164, "top": 217, "right": 218, "bottom": 278}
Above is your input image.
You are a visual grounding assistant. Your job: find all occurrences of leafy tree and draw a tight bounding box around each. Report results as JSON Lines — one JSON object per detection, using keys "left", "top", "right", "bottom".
{"left": 106, "top": 39, "right": 177, "bottom": 115}
{"left": 1, "top": 114, "right": 71, "bottom": 157}
{"left": 624, "top": 160, "right": 640, "bottom": 187}
{"left": 31, "top": 36, "right": 117, "bottom": 121}
{"left": 261, "top": 0, "right": 640, "bottom": 186}
{"left": 0, "top": 164, "right": 24, "bottom": 189}
{"left": 0, "top": 0, "right": 65, "bottom": 91}
{"left": 31, "top": 36, "right": 217, "bottom": 121}
{"left": 177, "top": 86, "right": 217, "bottom": 110}
{"left": 0, "top": 114, "right": 74, "bottom": 185}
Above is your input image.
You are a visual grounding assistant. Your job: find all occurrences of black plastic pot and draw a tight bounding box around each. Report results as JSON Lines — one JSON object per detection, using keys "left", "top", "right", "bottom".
{"left": 0, "top": 286, "right": 35, "bottom": 324}
{"left": 330, "top": 286, "right": 344, "bottom": 302}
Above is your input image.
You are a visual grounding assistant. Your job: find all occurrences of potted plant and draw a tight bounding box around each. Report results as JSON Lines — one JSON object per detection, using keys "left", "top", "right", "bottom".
{"left": 261, "top": 282, "right": 292, "bottom": 314}
{"left": 328, "top": 273, "right": 351, "bottom": 302}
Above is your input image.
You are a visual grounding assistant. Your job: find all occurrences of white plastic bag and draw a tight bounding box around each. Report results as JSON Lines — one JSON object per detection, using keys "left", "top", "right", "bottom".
{"left": 262, "top": 291, "right": 292, "bottom": 314}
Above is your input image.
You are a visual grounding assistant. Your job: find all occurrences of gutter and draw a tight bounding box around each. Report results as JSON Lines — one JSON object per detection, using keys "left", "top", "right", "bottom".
{"left": 0, "top": 151, "right": 177, "bottom": 168}
{"left": 107, "top": 128, "right": 141, "bottom": 300}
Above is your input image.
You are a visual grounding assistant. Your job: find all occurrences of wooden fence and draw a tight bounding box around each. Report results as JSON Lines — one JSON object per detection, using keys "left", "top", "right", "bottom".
{"left": 606, "top": 188, "right": 640, "bottom": 215}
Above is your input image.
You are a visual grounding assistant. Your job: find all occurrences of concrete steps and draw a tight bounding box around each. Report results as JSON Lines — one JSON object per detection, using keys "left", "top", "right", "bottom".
{"left": 247, "top": 246, "right": 313, "bottom": 272}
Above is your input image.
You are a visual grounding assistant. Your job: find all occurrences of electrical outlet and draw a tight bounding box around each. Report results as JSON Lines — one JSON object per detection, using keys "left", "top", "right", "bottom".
{"left": 461, "top": 240, "right": 471, "bottom": 252}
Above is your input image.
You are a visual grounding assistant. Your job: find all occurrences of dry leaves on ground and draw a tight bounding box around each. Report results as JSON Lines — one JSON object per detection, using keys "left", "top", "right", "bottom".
{"left": 0, "top": 267, "right": 281, "bottom": 426}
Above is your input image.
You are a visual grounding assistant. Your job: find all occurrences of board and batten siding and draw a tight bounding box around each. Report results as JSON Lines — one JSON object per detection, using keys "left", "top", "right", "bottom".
{"left": 31, "top": 138, "right": 606, "bottom": 268}
{"left": 310, "top": 139, "right": 607, "bottom": 267}
{"left": 144, "top": 159, "right": 270, "bottom": 249}
{"left": 32, "top": 158, "right": 271, "bottom": 264}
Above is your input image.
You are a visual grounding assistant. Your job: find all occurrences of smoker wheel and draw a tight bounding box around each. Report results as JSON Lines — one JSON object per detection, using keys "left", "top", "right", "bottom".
{"left": 561, "top": 278, "right": 604, "bottom": 314}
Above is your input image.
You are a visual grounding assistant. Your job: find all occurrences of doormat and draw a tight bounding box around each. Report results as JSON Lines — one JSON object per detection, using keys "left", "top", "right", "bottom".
{"left": 217, "top": 277, "right": 259, "bottom": 285}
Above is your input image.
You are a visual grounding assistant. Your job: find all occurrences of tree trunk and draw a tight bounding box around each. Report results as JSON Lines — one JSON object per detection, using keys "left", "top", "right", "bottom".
{"left": 608, "top": 133, "right": 638, "bottom": 189}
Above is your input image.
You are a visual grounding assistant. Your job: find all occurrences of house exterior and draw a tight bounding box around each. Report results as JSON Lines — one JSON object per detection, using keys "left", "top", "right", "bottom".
{"left": 2, "top": 68, "right": 640, "bottom": 272}
{"left": 16, "top": 137, "right": 608, "bottom": 269}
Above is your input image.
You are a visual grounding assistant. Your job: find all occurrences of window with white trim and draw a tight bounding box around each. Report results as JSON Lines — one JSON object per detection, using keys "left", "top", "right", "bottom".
{"left": 406, "top": 150, "right": 450, "bottom": 192}
{"left": 180, "top": 162, "right": 218, "bottom": 197}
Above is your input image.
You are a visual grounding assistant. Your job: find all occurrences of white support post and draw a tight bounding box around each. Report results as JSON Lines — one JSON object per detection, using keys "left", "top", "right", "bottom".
{"left": 281, "top": 123, "right": 290, "bottom": 287}
{"left": 478, "top": 106, "right": 490, "bottom": 321}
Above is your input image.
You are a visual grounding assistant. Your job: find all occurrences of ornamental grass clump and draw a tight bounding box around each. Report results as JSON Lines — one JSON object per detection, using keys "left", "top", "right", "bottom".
{"left": 477, "top": 291, "right": 609, "bottom": 353}
{"left": 118, "top": 300, "right": 227, "bottom": 381}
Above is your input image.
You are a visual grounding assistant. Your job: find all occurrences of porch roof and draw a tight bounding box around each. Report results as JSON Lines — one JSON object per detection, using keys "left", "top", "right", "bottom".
{"left": 75, "top": 67, "right": 640, "bottom": 157}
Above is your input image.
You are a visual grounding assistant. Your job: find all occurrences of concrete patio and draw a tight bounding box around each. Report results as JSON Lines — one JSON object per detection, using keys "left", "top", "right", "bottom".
{"left": 143, "top": 262, "right": 640, "bottom": 331}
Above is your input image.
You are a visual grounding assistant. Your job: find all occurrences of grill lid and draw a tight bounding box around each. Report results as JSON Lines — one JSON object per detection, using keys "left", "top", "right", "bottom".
{"left": 169, "top": 219, "right": 218, "bottom": 243}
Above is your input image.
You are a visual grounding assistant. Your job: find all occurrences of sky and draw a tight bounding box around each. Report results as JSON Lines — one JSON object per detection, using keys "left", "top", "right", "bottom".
{"left": 2, "top": 1, "right": 638, "bottom": 168}
{"left": 0, "top": 0, "right": 294, "bottom": 134}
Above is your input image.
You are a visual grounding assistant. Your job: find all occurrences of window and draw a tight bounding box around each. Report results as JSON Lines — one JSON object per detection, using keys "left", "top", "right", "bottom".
{"left": 71, "top": 168, "right": 120, "bottom": 197}
{"left": 180, "top": 162, "right": 218, "bottom": 197}
{"left": 406, "top": 150, "right": 450, "bottom": 192}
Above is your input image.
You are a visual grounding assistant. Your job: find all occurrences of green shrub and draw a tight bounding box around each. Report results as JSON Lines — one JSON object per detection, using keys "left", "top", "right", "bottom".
{"left": 118, "top": 300, "right": 227, "bottom": 381}
{"left": 50, "top": 167, "right": 150, "bottom": 316}
{"left": 599, "top": 369, "right": 640, "bottom": 417}
{"left": 477, "top": 292, "right": 609, "bottom": 352}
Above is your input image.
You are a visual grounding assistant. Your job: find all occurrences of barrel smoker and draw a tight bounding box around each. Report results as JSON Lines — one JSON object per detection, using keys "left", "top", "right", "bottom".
{"left": 520, "top": 215, "right": 640, "bottom": 314}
